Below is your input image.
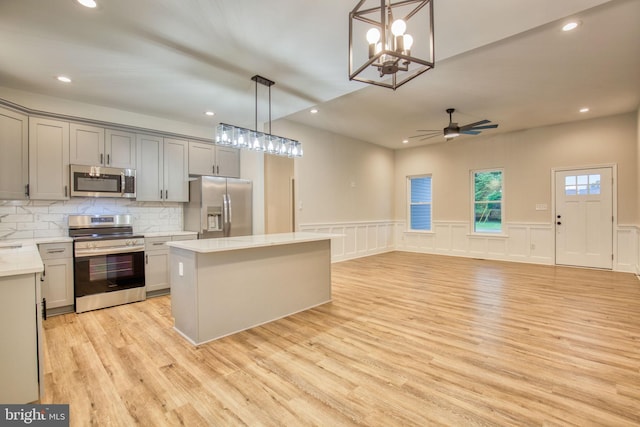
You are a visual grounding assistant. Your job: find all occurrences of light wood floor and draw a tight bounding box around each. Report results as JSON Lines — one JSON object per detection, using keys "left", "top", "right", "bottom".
{"left": 42, "top": 252, "right": 640, "bottom": 426}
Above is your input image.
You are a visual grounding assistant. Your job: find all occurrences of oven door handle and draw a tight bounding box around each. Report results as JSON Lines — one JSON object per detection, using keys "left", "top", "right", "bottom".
{"left": 75, "top": 245, "right": 145, "bottom": 257}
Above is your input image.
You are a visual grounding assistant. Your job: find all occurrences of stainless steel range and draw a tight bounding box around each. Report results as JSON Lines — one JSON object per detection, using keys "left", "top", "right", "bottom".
{"left": 69, "top": 214, "right": 145, "bottom": 313}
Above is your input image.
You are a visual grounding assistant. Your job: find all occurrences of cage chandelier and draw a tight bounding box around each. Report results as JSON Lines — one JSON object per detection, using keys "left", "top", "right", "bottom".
{"left": 349, "top": 0, "right": 434, "bottom": 90}
{"left": 215, "top": 75, "right": 303, "bottom": 158}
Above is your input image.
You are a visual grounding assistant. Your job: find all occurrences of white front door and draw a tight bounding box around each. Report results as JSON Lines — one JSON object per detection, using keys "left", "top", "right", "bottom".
{"left": 555, "top": 167, "right": 613, "bottom": 269}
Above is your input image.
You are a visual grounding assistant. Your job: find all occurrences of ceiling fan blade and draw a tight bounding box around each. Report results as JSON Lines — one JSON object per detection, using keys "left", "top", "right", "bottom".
{"left": 469, "top": 124, "right": 499, "bottom": 130}
{"left": 461, "top": 130, "right": 481, "bottom": 135}
{"left": 419, "top": 134, "right": 442, "bottom": 141}
{"left": 460, "top": 119, "right": 490, "bottom": 131}
{"left": 415, "top": 129, "right": 440, "bottom": 132}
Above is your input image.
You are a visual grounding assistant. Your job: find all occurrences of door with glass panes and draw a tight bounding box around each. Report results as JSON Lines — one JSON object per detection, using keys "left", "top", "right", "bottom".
{"left": 555, "top": 167, "right": 613, "bottom": 269}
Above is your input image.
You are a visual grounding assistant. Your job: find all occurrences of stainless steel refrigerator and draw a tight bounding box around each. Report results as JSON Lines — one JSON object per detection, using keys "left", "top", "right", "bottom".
{"left": 183, "top": 176, "right": 253, "bottom": 239}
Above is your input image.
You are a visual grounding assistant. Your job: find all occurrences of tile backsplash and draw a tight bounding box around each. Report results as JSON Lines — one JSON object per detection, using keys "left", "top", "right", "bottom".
{"left": 0, "top": 198, "right": 183, "bottom": 240}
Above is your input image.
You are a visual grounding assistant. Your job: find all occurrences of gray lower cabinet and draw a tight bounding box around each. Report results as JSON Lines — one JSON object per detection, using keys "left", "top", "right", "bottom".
{"left": 38, "top": 242, "right": 74, "bottom": 315}
{"left": 145, "top": 234, "right": 196, "bottom": 296}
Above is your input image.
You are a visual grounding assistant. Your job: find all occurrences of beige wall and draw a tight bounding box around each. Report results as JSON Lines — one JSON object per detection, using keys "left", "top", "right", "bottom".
{"left": 395, "top": 112, "right": 638, "bottom": 225}
{"left": 637, "top": 107, "right": 640, "bottom": 224}
{"left": 272, "top": 120, "right": 395, "bottom": 226}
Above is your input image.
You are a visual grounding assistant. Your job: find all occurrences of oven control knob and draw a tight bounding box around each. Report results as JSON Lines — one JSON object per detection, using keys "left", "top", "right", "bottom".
{"left": 126, "top": 240, "right": 132, "bottom": 246}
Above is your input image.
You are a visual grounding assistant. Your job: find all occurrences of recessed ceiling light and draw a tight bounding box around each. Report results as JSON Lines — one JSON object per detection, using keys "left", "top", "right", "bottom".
{"left": 310, "top": 108, "right": 319, "bottom": 114}
{"left": 56, "top": 76, "right": 72, "bottom": 83}
{"left": 402, "top": 139, "right": 409, "bottom": 144}
{"left": 579, "top": 107, "right": 590, "bottom": 113}
{"left": 562, "top": 21, "right": 580, "bottom": 32}
{"left": 77, "top": 0, "right": 97, "bottom": 8}
{"left": 204, "top": 111, "right": 215, "bottom": 116}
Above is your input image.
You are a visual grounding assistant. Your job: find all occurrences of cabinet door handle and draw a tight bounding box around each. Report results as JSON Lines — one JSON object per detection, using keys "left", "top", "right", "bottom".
{"left": 107, "top": 154, "right": 110, "bottom": 165}
{"left": 152, "top": 242, "right": 165, "bottom": 246}
{"left": 100, "top": 153, "right": 104, "bottom": 164}
{"left": 41, "top": 268, "right": 46, "bottom": 280}
{"left": 165, "top": 190, "right": 168, "bottom": 199}
{"left": 145, "top": 254, "right": 148, "bottom": 264}
{"left": 160, "top": 190, "right": 163, "bottom": 199}
{"left": 25, "top": 184, "right": 30, "bottom": 197}
{"left": 42, "top": 298, "right": 47, "bottom": 321}
{"left": 64, "top": 185, "right": 68, "bottom": 197}
{"left": 46, "top": 249, "right": 65, "bottom": 254}
{"left": 217, "top": 165, "right": 219, "bottom": 175}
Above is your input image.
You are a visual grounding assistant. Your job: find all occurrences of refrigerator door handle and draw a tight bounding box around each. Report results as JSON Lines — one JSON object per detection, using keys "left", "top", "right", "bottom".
{"left": 227, "top": 193, "right": 232, "bottom": 235}
{"left": 222, "top": 193, "right": 230, "bottom": 236}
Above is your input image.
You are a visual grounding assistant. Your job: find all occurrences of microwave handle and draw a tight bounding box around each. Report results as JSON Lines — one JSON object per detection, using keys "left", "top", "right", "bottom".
{"left": 121, "top": 173, "right": 126, "bottom": 196}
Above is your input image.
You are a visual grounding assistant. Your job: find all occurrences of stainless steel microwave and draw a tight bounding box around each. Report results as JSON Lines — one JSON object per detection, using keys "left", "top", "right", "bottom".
{"left": 70, "top": 165, "right": 136, "bottom": 198}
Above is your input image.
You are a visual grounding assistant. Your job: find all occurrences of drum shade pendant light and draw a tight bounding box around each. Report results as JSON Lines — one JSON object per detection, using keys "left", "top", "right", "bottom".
{"left": 349, "top": 0, "right": 434, "bottom": 90}
{"left": 215, "top": 75, "right": 303, "bottom": 158}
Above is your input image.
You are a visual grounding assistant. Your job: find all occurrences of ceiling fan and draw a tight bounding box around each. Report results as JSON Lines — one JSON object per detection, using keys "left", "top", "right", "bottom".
{"left": 410, "top": 108, "right": 499, "bottom": 141}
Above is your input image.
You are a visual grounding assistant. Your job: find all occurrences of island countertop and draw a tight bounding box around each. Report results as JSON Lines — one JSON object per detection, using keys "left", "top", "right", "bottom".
{"left": 165, "top": 232, "right": 340, "bottom": 254}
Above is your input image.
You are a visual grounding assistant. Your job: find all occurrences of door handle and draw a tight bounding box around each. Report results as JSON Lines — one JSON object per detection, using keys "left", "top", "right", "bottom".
{"left": 557, "top": 221, "right": 562, "bottom": 225}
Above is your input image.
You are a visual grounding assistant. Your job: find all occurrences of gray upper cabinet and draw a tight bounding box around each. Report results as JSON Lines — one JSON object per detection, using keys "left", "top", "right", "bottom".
{"left": 105, "top": 129, "right": 136, "bottom": 169}
{"left": 163, "top": 138, "right": 189, "bottom": 202}
{"left": 28, "top": 117, "right": 70, "bottom": 200}
{"left": 69, "top": 123, "right": 104, "bottom": 166}
{"left": 188, "top": 141, "right": 240, "bottom": 178}
{"left": 188, "top": 141, "right": 215, "bottom": 175}
{"left": 215, "top": 145, "right": 240, "bottom": 178}
{"left": 0, "top": 107, "right": 29, "bottom": 200}
{"left": 70, "top": 124, "right": 136, "bottom": 168}
{"left": 136, "top": 133, "right": 164, "bottom": 201}
{"left": 136, "top": 134, "right": 188, "bottom": 202}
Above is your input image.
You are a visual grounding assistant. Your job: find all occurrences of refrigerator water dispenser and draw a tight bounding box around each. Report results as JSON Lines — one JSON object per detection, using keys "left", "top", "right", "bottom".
{"left": 207, "top": 206, "right": 222, "bottom": 231}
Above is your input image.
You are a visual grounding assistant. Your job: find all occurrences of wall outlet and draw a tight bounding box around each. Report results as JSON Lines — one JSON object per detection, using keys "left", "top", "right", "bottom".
{"left": 535, "top": 204, "right": 548, "bottom": 211}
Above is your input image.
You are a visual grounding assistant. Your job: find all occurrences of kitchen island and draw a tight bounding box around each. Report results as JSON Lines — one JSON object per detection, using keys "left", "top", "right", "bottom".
{"left": 166, "top": 232, "right": 336, "bottom": 345}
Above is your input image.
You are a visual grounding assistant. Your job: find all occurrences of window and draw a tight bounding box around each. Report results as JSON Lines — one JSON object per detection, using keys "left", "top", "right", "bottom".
{"left": 473, "top": 169, "right": 503, "bottom": 233}
{"left": 564, "top": 174, "right": 600, "bottom": 195}
{"left": 408, "top": 175, "right": 432, "bottom": 231}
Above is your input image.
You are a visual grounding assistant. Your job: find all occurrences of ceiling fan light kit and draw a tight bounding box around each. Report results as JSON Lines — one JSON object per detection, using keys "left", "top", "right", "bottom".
{"left": 215, "top": 75, "right": 303, "bottom": 158}
{"left": 349, "top": 0, "right": 435, "bottom": 90}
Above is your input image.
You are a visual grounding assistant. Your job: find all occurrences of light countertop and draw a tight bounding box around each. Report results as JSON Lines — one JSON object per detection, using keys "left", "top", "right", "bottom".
{"left": 143, "top": 231, "right": 198, "bottom": 238}
{"left": 166, "top": 232, "right": 341, "bottom": 254}
{"left": 0, "top": 242, "right": 44, "bottom": 278}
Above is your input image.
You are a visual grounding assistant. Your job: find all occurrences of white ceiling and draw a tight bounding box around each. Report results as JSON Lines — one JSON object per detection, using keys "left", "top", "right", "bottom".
{"left": 0, "top": 0, "right": 638, "bottom": 149}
